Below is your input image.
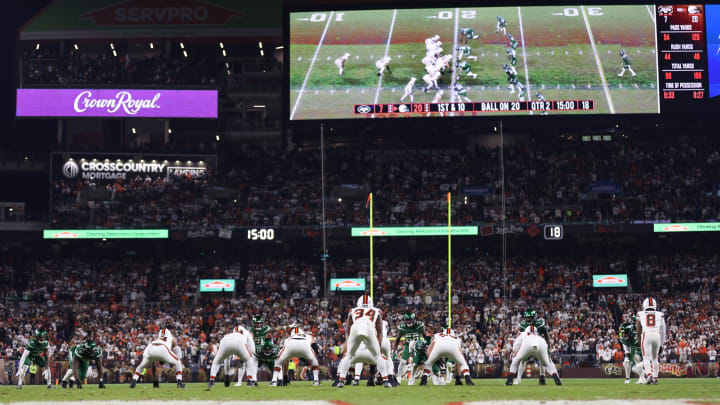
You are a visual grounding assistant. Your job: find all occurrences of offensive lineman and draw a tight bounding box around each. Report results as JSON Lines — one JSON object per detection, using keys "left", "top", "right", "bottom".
{"left": 636, "top": 298, "right": 666, "bottom": 385}
{"left": 336, "top": 295, "right": 392, "bottom": 388}
{"left": 423, "top": 71, "right": 441, "bottom": 93}
{"left": 335, "top": 53, "right": 350, "bottom": 76}
{"left": 272, "top": 327, "right": 321, "bottom": 386}
{"left": 617, "top": 49, "right": 637, "bottom": 77}
{"left": 61, "top": 339, "right": 105, "bottom": 389}
{"left": 619, "top": 316, "right": 646, "bottom": 384}
{"left": 16, "top": 329, "right": 52, "bottom": 389}
{"left": 208, "top": 326, "right": 258, "bottom": 388}
{"left": 376, "top": 56, "right": 392, "bottom": 76}
{"left": 506, "top": 324, "right": 562, "bottom": 386}
{"left": 401, "top": 77, "right": 417, "bottom": 102}
{"left": 419, "top": 328, "right": 474, "bottom": 386}
{"left": 130, "top": 328, "right": 186, "bottom": 389}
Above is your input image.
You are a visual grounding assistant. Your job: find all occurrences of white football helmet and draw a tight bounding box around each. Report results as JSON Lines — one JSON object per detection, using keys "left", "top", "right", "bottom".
{"left": 433, "top": 35, "right": 440, "bottom": 41}
{"left": 290, "top": 327, "right": 304, "bottom": 336}
{"left": 642, "top": 297, "right": 657, "bottom": 311}
{"left": 357, "top": 294, "right": 373, "bottom": 308}
{"left": 159, "top": 328, "right": 173, "bottom": 340}
{"left": 443, "top": 328, "right": 456, "bottom": 336}
{"left": 343, "top": 52, "right": 350, "bottom": 58}
{"left": 232, "top": 326, "right": 245, "bottom": 334}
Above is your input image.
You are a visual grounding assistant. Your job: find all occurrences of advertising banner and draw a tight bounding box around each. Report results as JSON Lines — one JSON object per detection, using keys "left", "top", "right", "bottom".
{"left": 329, "top": 278, "right": 366, "bottom": 292}
{"left": 199, "top": 279, "right": 235, "bottom": 292}
{"left": 56, "top": 156, "right": 210, "bottom": 182}
{"left": 600, "top": 362, "right": 717, "bottom": 378}
{"left": 351, "top": 226, "right": 478, "bottom": 237}
{"left": 592, "top": 274, "right": 628, "bottom": 287}
{"left": 43, "top": 229, "right": 168, "bottom": 239}
{"left": 16, "top": 89, "right": 218, "bottom": 118}
{"left": 653, "top": 223, "right": 720, "bottom": 232}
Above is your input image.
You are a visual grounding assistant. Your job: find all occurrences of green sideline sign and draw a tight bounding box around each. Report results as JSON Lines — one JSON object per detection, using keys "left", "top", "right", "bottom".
{"left": 199, "top": 279, "right": 235, "bottom": 292}
{"left": 653, "top": 223, "right": 720, "bottom": 233}
{"left": 351, "top": 226, "right": 478, "bottom": 237}
{"left": 43, "top": 229, "right": 168, "bottom": 239}
{"left": 593, "top": 274, "right": 628, "bottom": 288}
{"left": 330, "top": 278, "right": 366, "bottom": 292}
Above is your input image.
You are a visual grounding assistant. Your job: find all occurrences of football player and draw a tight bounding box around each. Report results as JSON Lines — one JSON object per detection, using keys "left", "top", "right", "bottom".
{"left": 401, "top": 77, "right": 417, "bottom": 102}
{"left": 425, "top": 35, "right": 440, "bottom": 52}
{"left": 636, "top": 298, "right": 666, "bottom": 385}
{"left": 496, "top": 16, "right": 507, "bottom": 35}
{"left": 423, "top": 71, "right": 441, "bottom": 93}
{"left": 514, "top": 311, "right": 549, "bottom": 385}
{"left": 619, "top": 316, "right": 646, "bottom": 384}
{"left": 61, "top": 339, "right": 104, "bottom": 389}
{"left": 272, "top": 327, "right": 321, "bottom": 386}
{"left": 130, "top": 328, "right": 186, "bottom": 389}
{"left": 336, "top": 295, "right": 392, "bottom": 388}
{"left": 436, "top": 54, "right": 453, "bottom": 74}
{"left": 617, "top": 49, "right": 637, "bottom": 77}
{"left": 393, "top": 312, "right": 426, "bottom": 383}
{"left": 456, "top": 46, "right": 478, "bottom": 61}
{"left": 208, "top": 326, "right": 258, "bottom": 388}
{"left": 535, "top": 92, "right": 549, "bottom": 115}
{"left": 508, "top": 33, "right": 518, "bottom": 50}
{"left": 376, "top": 56, "right": 392, "bottom": 76}
{"left": 16, "top": 329, "right": 52, "bottom": 389}
{"left": 506, "top": 48, "right": 517, "bottom": 67}
{"left": 456, "top": 61, "right": 478, "bottom": 79}
{"left": 335, "top": 53, "right": 350, "bottom": 76}
{"left": 459, "top": 28, "right": 479, "bottom": 44}
{"left": 506, "top": 324, "right": 562, "bottom": 386}
{"left": 418, "top": 329, "right": 474, "bottom": 386}
{"left": 454, "top": 83, "right": 472, "bottom": 102}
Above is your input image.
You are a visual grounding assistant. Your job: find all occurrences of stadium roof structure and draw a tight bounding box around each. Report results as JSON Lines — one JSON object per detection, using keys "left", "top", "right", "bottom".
{"left": 20, "top": 0, "right": 280, "bottom": 40}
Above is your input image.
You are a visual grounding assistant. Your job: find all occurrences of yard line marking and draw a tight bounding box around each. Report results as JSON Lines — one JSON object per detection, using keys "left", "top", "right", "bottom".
{"left": 565, "top": 50, "right": 569, "bottom": 55}
{"left": 646, "top": 5, "right": 656, "bottom": 23}
{"left": 450, "top": 7, "right": 459, "bottom": 113}
{"left": 481, "top": 53, "right": 485, "bottom": 57}
{"left": 495, "top": 52, "right": 498, "bottom": 57}
{"left": 581, "top": 5, "right": 615, "bottom": 114}
{"left": 326, "top": 56, "right": 330, "bottom": 60}
{"left": 551, "top": 51, "right": 554, "bottom": 55}
{"left": 517, "top": 6, "right": 533, "bottom": 114}
{"left": 297, "top": 57, "right": 302, "bottom": 61}
{"left": 315, "top": 90, "right": 319, "bottom": 95}
{"left": 289, "top": 11, "right": 334, "bottom": 120}
{"left": 572, "top": 84, "right": 576, "bottom": 89}
{"left": 536, "top": 51, "right": 540, "bottom": 56}
{"left": 412, "top": 54, "right": 416, "bottom": 58}
{"left": 397, "top": 54, "right": 402, "bottom": 58}
{"left": 619, "top": 83, "right": 623, "bottom": 88}
{"left": 579, "top": 50, "right": 583, "bottom": 55}
{"left": 371, "top": 9, "right": 397, "bottom": 118}
{"left": 634, "top": 83, "right": 639, "bottom": 88}
{"left": 542, "top": 84, "right": 545, "bottom": 89}
{"left": 647, "top": 4, "right": 661, "bottom": 114}
{"left": 346, "top": 89, "right": 350, "bottom": 94}
{"left": 361, "top": 89, "right": 365, "bottom": 93}
{"left": 355, "top": 55, "right": 359, "bottom": 59}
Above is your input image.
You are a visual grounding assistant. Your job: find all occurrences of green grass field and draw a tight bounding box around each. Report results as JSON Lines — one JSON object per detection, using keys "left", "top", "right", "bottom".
{"left": 289, "top": 5, "right": 659, "bottom": 119}
{"left": 3, "top": 379, "right": 720, "bottom": 404}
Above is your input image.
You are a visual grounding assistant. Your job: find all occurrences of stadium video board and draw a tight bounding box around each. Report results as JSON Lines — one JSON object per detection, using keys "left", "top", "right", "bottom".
{"left": 593, "top": 274, "right": 628, "bottom": 287}
{"left": 288, "top": 4, "right": 715, "bottom": 120}
{"left": 330, "top": 278, "right": 366, "bottom": 291}
{"left": 199, "top": 279, "right": 236, "bottom": 293}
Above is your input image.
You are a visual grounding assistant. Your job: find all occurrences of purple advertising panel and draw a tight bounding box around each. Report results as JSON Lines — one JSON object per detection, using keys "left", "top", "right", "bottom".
{"left": 16, "top": 89, "right": 218, "bottom": 118}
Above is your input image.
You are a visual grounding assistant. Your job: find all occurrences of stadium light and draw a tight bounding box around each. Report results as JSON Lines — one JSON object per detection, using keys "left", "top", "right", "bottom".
{"left": 168, "top": 128, "right": 172, "bottom": 134}
{"left": 112, "top": 49, "right": 117, "bottom": 57}
{"left": 131, "top": 128, "right": 136, "bottom": 134}
{"left": 222, "top": 49, "right": 227, "bottom": 57}
{"left": 253, "top": 105, "right": 266, "bottom": 108}
{"left": 183, "top": 50, "right": 188, "bottom": 58}
{"left": 216, "top": 134, "right": 220, "bottom": 142}
{"left": 73, "top": 44, "right": 79, "bottom": 50}
{"left": 225, "top": 62, "right": 229, "bottom": 68}
{"left": 180, "top": 42, "right": 185, "bottom": 49}
{"left": 260, "top": 49, "right": 264, "bottom": 56}
{"left": 219, "top": 42, "right": 224, "bottom": 49}
{"left": 149, "top": 42, "right": 154, "bottom": 49}
{"left": 110, "top": 43, "right": 115, "bottom": 50}
{"left": 338, "top": 197, "right": 342, "bottom": 202}
{"left": 258, "top": 41, "right": 263, "bottom": 49}
{"left": 275, "top": 46, "right": 284, "bottom": 50}
{"left": 35, "top": 43, "right": 39, "bottom": 50}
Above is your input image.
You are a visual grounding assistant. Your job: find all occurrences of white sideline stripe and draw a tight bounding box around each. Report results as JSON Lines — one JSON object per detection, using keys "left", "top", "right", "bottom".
{"left": 459, "top": 401, "right": 708, "bottom": 405}
{"left": 645, "top": 4, "right": 656, "bottom": 23}
{"left": 371, "top": 9, "right": 397, "bottom": 118}
{"left": 647, "top": 4, "right": 661, "bottom": 114}
{"left": 581, "top": 5, "right": 615, "bottom": 114}
{"left": 14, "top": 402, "right": 338, "bottom": 405}
{"left": 289, "top": 11, "right": 333, "bottom": 121}
{"left": 517, "top": 6, "right": 532, "bottom": 114}
{"left": 450, "top": 7, "right": 459, "bottom": 113}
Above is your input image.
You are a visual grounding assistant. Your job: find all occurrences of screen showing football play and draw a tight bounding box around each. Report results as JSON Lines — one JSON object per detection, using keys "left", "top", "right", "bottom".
{"left": 288, "top": 4, "right": 709, "bottom": 119}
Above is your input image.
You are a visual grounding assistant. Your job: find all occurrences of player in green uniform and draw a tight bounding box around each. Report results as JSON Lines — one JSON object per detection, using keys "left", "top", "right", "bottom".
{"left": 61, "top": 340, "right": 105, "bottom": 389}
{"left": 255, "top": 339, "right": 282, "bottom": 386}
{"left": 506, "top": 48, "right": 517, "bottom": 67}
{"left": 496, "top": 16, "right": 507, "bottom": 35}
{"left": 509, "top": 78, "right": 526, "bottom": 100}
{"left": 508, "top": 33, "right": 518, "bottom": 50}
{"left": 619, "top": 318, "right": 645, "bottom": 384}
{"left": 454, "top": 83, "right": 472, "bottom": 102}
{"left": 393, "top": 312, "right": 426, "bottom": 385}
{"left": 16, "top": 329, "right": 52, "bottom": 389}
{"left": 515, "top": 310, "right": 551, "bottom": 385}
{"left": 250, "top": 317, "right": 296, "bottom": 385}
{"left": 459, "top": 28, "right": 479, "bottom": 44}
{"left": 617, "top": 49, "right": 636, "bottom": 76}
{"left": 536, "top": 92, "right": 549, "bottom": 115}
{"left": 455, "top": 62, "right": 478, "bottom": 79}
{"left": 456, "top": 46, "right": 478, "bottom": 61}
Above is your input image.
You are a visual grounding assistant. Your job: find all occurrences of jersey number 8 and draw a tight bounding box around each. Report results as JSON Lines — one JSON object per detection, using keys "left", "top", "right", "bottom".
{"left": 646, "top": 314, "right": 655, "bottom": 327}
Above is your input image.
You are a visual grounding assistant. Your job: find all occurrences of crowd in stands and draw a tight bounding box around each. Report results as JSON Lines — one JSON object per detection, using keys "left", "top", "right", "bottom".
{"left": 1, "top": 253, "right": 718, "bottom": 382}
{"left": 50, "top": 142, "right": 720, "bottom": 228}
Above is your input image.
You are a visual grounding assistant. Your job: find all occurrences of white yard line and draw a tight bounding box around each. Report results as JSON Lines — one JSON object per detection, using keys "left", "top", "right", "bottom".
{"left": 581, "top": 5, "right": 615, "bottom": 114}
{"left": 289, "top": 11, "right": 334, "bottom": 121}
{"left": 450, "top": 7, "right": 459, "bottom": 111}
{"left": 371, "top": 9, "right": 398, "bottom": 118}
{"left": 517, "top": 6, "right": 533, "bottom": 115}
{"left": 647, "top": 4, "right": 661, "bottom": 113}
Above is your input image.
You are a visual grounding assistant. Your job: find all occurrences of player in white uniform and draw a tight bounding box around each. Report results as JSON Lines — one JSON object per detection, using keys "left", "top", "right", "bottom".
{"left": 418, "top": 329, "right": 474, "bottom": 386}
{"left": 636, "top": 297, "right": 666, "bottom": 385}
{"left": 505, "top": 325, "right": 562, "bottom": 386}
{"left": 422, "top": 54, "right": 436, "bottom": 71}
{"left": 375, "top": 56, "right": 392, "bottom": 76}
{"left": 130, "top": 328, "right": 186, "bottom": 388}
{"left": 425, "top": 35, "right": 440, "bottom": 52}
{"left": 401, "top": 77, "right": 417, "bottom": 102}
{"left": 272, "top": 327, "right": 321, "bottom": 386}
{"left": 435, "top": 54, "right": 453, "bottom": 75}
{"left": 336, "top": 295, "right": 392, "bottom": 388}
{"left": 207, "top": 326, "right": 258, "bottom": 388}
{"left": 335, "top": 53, "right": 350, "bottom": 76}
{"left": 427, "top": 90, "right": 444, "bottom": 117}
{"left": 348, "top": 318, "right": 397, "bottom": 386}
{"left": 422, "top": 71, "right": 440, "bottom": 93}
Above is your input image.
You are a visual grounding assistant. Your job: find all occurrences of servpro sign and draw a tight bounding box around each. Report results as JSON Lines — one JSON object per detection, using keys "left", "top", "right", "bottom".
{"left": 329, "top": 278, "right": 366, "bottom": 292}
{"left": 199, "top": 279, "right": 235, "bottom": 292}
{"left": 592, "top": 274, "right": 628, "bottom": 288}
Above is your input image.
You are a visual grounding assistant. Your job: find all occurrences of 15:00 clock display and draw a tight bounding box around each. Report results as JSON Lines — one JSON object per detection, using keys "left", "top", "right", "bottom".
{"left": 247, "top": 228, "right": 275, "bottom": 240}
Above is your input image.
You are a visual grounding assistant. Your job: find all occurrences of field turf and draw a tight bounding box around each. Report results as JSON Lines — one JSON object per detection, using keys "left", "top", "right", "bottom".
{"left": 3, "top": 379, "right": 720, "bottom": 404}
{"left": 289, "top": 5, "right": 659, "bottom": 120}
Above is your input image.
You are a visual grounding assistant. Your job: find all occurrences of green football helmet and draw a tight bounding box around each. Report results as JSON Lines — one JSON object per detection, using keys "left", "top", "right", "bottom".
{"left": 79, "top": 340, "right": 96, "bottom": 356}
{"left": 523, "top": 310, "right": 537, "bottom": 322}
{"left": 35, "top": 329, "right": 48, "bottom": 342}
{"left": 402, "top": 312, "right": 417, "bottom": 327}
{"left": 262, "top": 339, "right": 274, "bottom": 355}
{"left": 252, "top": 317, "right": 264, "bottom": 328}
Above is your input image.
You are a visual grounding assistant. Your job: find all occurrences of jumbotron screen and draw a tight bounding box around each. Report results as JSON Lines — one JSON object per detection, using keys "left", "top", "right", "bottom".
{"left": 288, "top": 4, "right": 714, "bottom": 120}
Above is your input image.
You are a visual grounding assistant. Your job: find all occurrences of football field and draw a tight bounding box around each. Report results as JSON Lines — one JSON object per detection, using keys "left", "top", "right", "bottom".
{"left": 289, "top": 5, "right": 659, "bottom": 120}
{"left": 2, "top": 379, "right": 720, "bottom": 404}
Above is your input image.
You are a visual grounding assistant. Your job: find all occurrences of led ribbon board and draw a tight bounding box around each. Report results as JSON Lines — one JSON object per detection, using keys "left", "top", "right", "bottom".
{"left": 653, "top": 223, "right": 720, "bottom": 232}
{"left": 199, "top": 279, "right": 236, "bottom": 292}
{"left": 593, "top": 274, "right": 628, "bottom": 287}
{"left": 329, "top": 278, "right": 366, "bottom": 291}
{"left": 351, "top": 226, "right": 478, "bottom": 237}
{"left": 43, "top": 229, "right": 169, "bottom": 239}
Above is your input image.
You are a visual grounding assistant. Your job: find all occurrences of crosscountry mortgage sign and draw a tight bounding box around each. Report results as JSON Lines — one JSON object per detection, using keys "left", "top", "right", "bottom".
{"left": 592, "top": 274, "right": 628, "bottom": 288}
{"left": 199, "top": 279, "right": 235, "bottom": 292}
{"left": 329, "top": 278, "right": 366, "bottom": 292}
